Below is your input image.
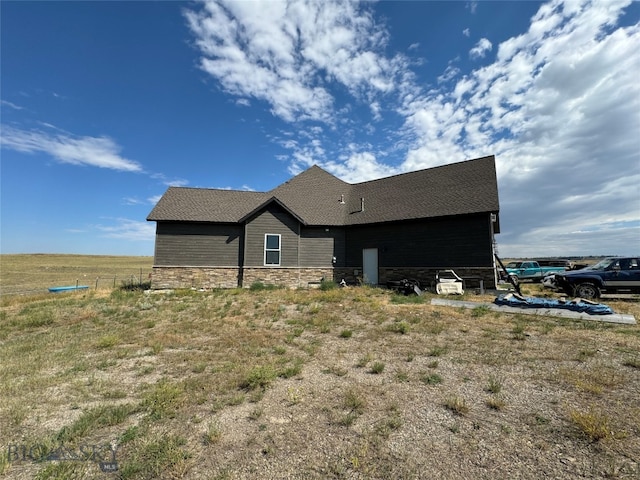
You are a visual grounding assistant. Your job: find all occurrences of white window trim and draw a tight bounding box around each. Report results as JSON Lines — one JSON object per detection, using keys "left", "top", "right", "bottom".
{"left": 264, "top": 233, "right": 281, "bottom": 266}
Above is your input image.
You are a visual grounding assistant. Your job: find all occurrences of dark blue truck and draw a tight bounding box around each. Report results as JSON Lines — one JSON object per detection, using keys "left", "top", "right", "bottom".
{"left": 554, "top": 257, "right": 640, "bottom": 299}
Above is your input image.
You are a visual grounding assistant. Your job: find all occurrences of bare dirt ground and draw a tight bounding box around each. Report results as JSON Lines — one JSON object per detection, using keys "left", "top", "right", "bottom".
{"left": 0, "top": 275, "right": 639, "bottom": 479}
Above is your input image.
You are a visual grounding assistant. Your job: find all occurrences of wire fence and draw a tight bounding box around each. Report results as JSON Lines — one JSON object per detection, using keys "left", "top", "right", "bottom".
{"left": 1, "top": 269, "right": 153, "bottom": 297}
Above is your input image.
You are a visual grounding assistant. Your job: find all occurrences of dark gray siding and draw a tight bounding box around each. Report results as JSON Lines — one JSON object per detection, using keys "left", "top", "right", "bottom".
{"left": 300, "top": 227, "right": 346, "bottom": 267}
{"left": 345, "top": 213, "right": 493, "bottom": 267}
{"left": 244, "top": 204, "right": 299, "bottom": 267}
{"left": 154, "top": 222, "right": 242, "bottom": 266}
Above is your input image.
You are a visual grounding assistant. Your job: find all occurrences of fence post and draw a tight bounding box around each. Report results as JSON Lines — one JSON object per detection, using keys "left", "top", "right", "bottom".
{"left": 96, "top": 277, "right": 99, "bottom": 290}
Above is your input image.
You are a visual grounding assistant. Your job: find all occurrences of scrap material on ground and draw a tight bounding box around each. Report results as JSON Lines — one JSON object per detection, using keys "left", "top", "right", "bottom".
{"left": 430, "top": 297, "right": 636, "bottom": 325}
{"left": 494, "top": 293, "right": 614, "bottom": 315}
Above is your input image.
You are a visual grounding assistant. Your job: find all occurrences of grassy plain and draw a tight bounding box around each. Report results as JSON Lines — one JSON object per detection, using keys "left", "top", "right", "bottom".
{"left": 0, "top": 254, "right": 153, "bottom": 296}
{"left": 0, "top": 255, "right": 639, "bottom": 479}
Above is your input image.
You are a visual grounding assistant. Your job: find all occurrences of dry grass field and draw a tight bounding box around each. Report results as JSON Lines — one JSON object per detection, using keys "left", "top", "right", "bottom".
{"left": 0, "top": 255, "right": 153, "bottom": 296}
{"left": 0, "top": 255, "right": 639, "bottom": 479}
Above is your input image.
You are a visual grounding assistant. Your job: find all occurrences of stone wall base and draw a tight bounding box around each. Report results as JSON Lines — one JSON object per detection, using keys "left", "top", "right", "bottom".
{"left": 151, "top": 267, "right": 240, "bottom": 289}
{"left": 152, "top": 265, "right": 496, "bottom": 290}
{"left": 151, "top": 266, "right": 333, "bottom": 290}
{"left": 334, "top": 266, "right": 496, "bottom": 290}
{"left": 242, "top": 268, "right": 334, "bottom": 289}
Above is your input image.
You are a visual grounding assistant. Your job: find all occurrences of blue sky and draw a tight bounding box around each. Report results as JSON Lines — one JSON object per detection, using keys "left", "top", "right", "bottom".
{"left": 1, "top": 0, "right": 638, "bottom": 257}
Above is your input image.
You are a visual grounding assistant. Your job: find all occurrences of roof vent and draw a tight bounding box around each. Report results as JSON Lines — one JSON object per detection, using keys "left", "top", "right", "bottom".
{"left": 360, "top": 197, "right": 365, "bottom": 212}
{"left": 339, "top": 194, "right": 345, "bottom": 205}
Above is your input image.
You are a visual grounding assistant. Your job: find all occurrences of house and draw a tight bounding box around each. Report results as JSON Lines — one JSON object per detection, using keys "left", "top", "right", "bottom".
{"left": 146, "top": 155, "right": 501, "bottom": 290}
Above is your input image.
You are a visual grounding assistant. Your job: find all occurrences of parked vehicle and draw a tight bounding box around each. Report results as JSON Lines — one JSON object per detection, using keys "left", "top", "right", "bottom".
{"left": 542, "top": 262, "right": 588, "bottom": 290}
{"left": 503, "top": 261, "right": 568, "bottom": 284}
{"left": 541, "top": 272, "right": 559, "bottom": 290}
{"left": 537, "top": 259, "right": 574, "bottom": 269}
{"left": 554, "top": 257, "right": 640, "bottom": 299}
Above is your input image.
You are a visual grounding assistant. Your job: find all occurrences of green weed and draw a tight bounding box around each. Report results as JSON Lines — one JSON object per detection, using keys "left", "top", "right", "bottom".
{"left": 471, "top": 305, "right": 491, "bottom": 317}
{"left": 241, "top": 365, "right": 278, "bottom": 391}
{"left": 486, "top": 374, "right": 503, "bottom": 394}
{"left": 370, "top": 361, "right": 385, "bottom": 374}
{"left": 57, "top": 404, "right": 134, "bottom": 443}
{"left": 428, "top": 345, "right": 448, "bottom": 357}
{"left": 119, "top": 434, "right": 190, "bottom": 480}
{"left": 96, "top": 334, "right": 120, "bottom": 349}
{"left": 203, "top": 422, "right": 223, "bottom": 445}
{"left": 141, "top": 379, "right": 184, "bottom": 420}
{"left": 569, "top": 407, "right": 616, "bottom": 441}
{"left": 387, "top": 321, "right": 409, "bottom": 334}
{"left": 444, "top": 396, "right": 469, "bottom": 416}
{"left": 486, "top": 396, "right": 506, "bottom": 410}
{"left": 420, "top": 373, "right": 443, "bottom": 385}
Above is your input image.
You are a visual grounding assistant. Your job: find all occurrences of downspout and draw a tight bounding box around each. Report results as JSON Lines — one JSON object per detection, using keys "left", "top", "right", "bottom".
{"left": 490, "top": 213, "right": 498, "bottom": 288}
{"left": 241, "top": 221, "right": 247, "bottom": 288}
{"left": 298, "top": 222, "right": 301, "bottom": 288}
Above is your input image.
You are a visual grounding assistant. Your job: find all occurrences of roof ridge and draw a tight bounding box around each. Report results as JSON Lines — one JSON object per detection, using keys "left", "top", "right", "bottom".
{"left": 147, "top": 155, "right": 499, "bottom": 225}
{"left": 164, "top": 186, "right": 266, "bottom": 193}
{"left": 352, "top": 155, "right": 495, "bottom": 186}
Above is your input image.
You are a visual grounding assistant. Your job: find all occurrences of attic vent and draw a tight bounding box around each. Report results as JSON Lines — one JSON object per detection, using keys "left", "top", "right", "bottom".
{"left": 360, "top": 197, "right": 365, "bottom": 212}
{"left": 339, "top": 194, "right": 345, "bottom": 204}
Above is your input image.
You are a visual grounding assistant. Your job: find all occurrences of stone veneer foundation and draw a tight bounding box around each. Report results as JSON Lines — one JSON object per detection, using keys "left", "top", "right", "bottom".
{"left": 151, "top": 267, "right": 240, "bottom": 290}
{"left": 334, "top": 267, "right": 497, "bottom": 290}
{"left": 152, "top": 266, "right": 496, "bottom": 290}
{"left": 152, "top": 266, "right": 335, "bottom": 290}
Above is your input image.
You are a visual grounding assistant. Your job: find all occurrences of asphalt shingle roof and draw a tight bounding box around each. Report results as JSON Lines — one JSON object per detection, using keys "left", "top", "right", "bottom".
{"left": 147, "top": 155, "right": 499, "bottom": 226}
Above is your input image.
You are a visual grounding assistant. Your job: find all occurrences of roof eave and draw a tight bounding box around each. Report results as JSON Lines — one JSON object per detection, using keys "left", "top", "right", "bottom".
{"left": 238, "top": 196, "right": 308, "bottom": 225}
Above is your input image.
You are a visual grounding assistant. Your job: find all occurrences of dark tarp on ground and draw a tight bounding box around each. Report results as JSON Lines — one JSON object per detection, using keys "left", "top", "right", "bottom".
{"left": 494, "top": 294, "right": 613, "bottom": 315}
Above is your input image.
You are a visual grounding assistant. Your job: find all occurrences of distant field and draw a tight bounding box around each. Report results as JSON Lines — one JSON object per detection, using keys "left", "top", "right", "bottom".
{"left": 0, "top": 254, "right": 154, "bottom": 296}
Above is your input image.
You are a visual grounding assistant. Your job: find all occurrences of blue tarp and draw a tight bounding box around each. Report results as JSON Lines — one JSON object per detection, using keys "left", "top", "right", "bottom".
{"left": 494, "top": 294, "right": 614, "bottom": 315}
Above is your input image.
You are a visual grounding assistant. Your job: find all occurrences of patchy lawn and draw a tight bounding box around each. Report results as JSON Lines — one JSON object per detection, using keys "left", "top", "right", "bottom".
{"left": 1, "top": 280, "right": 639, "bottom": 479}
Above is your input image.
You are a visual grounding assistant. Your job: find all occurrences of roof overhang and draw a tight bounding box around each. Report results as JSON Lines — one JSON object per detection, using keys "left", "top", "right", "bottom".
{"left": 238, "top": 196, "right": 307, "bottom": 225}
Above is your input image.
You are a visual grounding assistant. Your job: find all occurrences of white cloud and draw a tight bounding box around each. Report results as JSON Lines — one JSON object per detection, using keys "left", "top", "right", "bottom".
{"left": 125, "top": 195, "right": 164, "bottom": 205}
{"left": 0, "top": 125, "right": 142, "bottom": 172}
{"left": 216, "top": 184, "right": 256, "bottom": 191}
{"left": 463, "top": 28, "right": 470, "bottom": 38}
{"left": 151, "top": 173, "right": 189, "bottom": 187}
{"left": 184, "top": 0, "right": 408, "bottom": 123}
{"left": 370, "top": 101, "right": 382, "bottom": 120}
{"left": 438, "top": 65, "right": 460, "bottom": 83}
{"left": 469, "top": 38, "right": 493, "bottom": 59}
{"left": 1, "top": 100, "right": 23, "bottom": 110}
{"left": 165, "top": 179, "right": 189, "bottom": 187}
{"left": 95, "top": 218, "right": 155, "bottom": 242}
{"left": 322, "top": 151, "right": 397, "bottom": 183}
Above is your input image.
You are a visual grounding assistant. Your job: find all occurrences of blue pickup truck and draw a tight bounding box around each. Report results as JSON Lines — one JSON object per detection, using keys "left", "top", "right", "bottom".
{"left": 554, "top": 257, "right": 640, "bottom": 299}
{"left": 504, "top": 260, "right": 568, "bottom": 284}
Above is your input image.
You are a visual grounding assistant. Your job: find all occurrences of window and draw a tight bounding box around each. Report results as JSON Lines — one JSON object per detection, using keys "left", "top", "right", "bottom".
{"left": 264, "top": 234, "right": 281, "bottom": 266}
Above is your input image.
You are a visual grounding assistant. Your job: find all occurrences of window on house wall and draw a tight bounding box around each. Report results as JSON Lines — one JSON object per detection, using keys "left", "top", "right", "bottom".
{"left": 264, "top": 234, "right": 281, "bottom": 266}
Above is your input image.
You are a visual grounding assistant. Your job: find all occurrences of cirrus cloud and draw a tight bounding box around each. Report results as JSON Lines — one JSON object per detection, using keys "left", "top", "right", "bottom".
{"left": 1, "top": 125, "right": 142, "bottom": 172}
